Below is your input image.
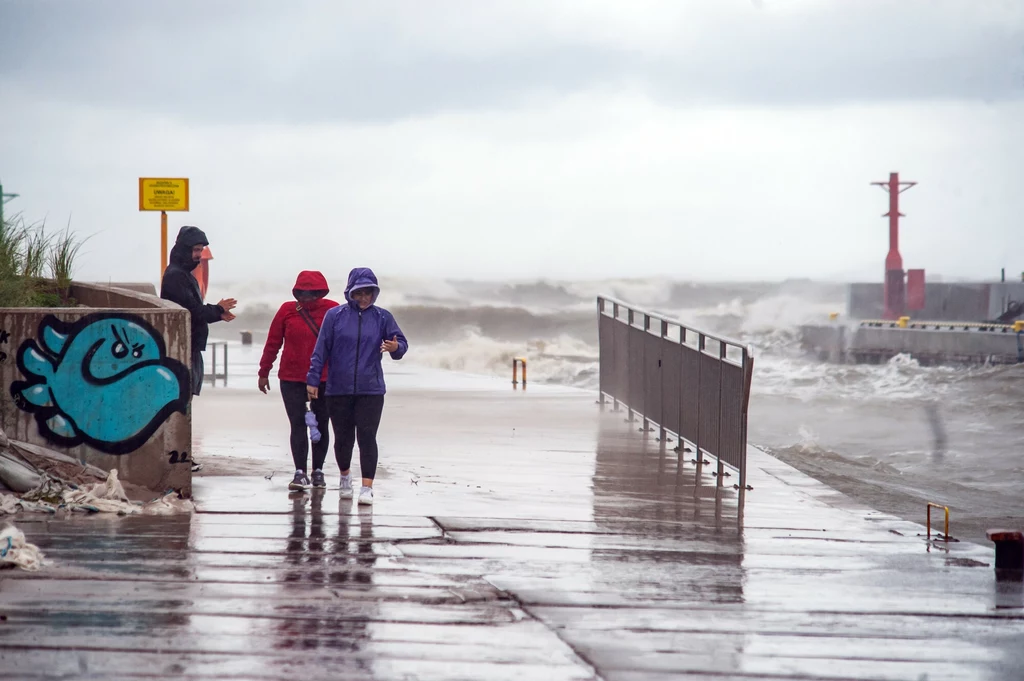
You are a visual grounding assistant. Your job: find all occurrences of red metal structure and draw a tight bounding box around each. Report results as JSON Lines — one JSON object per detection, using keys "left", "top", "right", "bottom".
{"left": 192, "top": 246, "right": 213, "bottom": 301}
{"left": 871, "top": 172, "right": 917, "bottom": 319}
{"left": 906, "top": 268, "right": 926, "bottom": 311}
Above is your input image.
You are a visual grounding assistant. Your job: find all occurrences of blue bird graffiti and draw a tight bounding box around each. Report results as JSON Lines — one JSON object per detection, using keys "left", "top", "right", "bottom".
{"left": 10, "top": 313, "right": 190, "bottom": 454}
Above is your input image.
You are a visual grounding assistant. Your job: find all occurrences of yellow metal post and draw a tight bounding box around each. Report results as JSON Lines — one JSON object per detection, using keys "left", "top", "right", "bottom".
{"left": 160, "top": 210, "right": 168, "bottom": 278}
{"left": 898, "top": 316, "right": 910, "bottom": 328}
{"left": 926, "top": 503, "right": 949, "bottom": 541}
{"left": 512, "top": 358, "right": 527, "bottom": 389}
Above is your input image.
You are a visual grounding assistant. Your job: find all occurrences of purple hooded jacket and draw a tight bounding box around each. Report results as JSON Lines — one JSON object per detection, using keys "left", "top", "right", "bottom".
{"left": 306, "top": 268, "right": 408, "bottom": 395}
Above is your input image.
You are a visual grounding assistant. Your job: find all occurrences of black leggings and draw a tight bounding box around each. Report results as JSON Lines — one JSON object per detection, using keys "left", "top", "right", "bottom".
{"left": 327, "top": 395, "right": 385, "bottom": 481}
{"left": 280, "top": 380, "right": 330, "bottom": 472}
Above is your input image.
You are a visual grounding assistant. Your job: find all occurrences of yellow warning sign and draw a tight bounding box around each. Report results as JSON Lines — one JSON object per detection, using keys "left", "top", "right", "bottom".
{"left": 139, "top": 178, "right": 189, "bottom": 211}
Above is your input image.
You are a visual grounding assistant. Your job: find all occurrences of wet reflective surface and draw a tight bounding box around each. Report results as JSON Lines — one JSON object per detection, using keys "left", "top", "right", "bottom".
{"left": 1, "top": 367, "right": 1021, "bottom": 679}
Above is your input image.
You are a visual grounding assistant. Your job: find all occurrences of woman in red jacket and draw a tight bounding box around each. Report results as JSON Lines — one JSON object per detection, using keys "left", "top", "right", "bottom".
{"left": 258, "top": 271, "right": 339, "bottom": 490}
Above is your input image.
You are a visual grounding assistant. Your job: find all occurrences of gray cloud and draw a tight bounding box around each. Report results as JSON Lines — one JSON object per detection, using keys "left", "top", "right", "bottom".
{"left": 2, "top": 0, "right": 1022, "bottom": 124}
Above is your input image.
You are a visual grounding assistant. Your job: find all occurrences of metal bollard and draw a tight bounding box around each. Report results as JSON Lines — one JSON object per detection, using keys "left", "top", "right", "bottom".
{"left": 512, "top": 357, "right": 527, "bottom": 389}
{"left": 926, "top": 503, "right": 950, "bottom": 541}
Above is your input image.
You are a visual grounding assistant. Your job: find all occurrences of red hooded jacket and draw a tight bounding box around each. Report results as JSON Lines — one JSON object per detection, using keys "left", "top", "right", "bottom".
{"left": 259, "top": 271, "right": 339, "bottom": 383}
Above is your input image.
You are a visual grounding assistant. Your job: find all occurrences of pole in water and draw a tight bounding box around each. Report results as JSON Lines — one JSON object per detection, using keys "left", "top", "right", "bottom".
{"left": 924, "top": 403, "right": 947, "bottom": 463}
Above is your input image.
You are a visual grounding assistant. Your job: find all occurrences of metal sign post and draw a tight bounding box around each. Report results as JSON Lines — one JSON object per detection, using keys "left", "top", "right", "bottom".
{"left": 139, "top": 178, "right": 190, "bottom": 278}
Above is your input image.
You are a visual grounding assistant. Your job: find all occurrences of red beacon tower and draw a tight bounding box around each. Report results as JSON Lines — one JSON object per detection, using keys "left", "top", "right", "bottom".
{"left": 871, "top": 172, "right": 924, "bottom": 320}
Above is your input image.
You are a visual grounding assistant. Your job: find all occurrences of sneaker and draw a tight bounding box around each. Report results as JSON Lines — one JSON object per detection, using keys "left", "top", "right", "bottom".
{"left": 288, "top": 470, "right": 310, "bottom": 491}
{"left": 311, "top": 469, "right": 326, "bottom": 489}
{"left": 339, "top": 474, "right": 354, "bottom": 499}
{"left": 358, "top": 486, "right": 374, "bottom": 505}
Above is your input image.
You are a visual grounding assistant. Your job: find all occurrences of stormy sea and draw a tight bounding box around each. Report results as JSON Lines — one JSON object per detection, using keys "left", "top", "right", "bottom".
{"left": 207, "top": 276, "right": 1024, "bottom": 543}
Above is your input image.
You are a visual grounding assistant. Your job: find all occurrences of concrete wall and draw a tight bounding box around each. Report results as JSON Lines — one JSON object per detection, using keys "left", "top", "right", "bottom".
{"left": 850, "top": 326, "right": 1022, "bottom": 365}
{"left": 77, "top": 282, "right": 158, "bottom": 299}
{"left": 0, "top": 282, "right": 192, "bottom": 496}
{"left": 986, "top": 282, "right": 1024, "bottom": 320}
{"left": 847, "top": 282, "right": 1024, "bottom": 323}
{"left": 846, "top": 284, "right": 885, "bottom": 320}
{"left": 798, "top": 323, "right": 848, "bottom": 363}
{"left": 799, "top": 322, "right": 1023, "bottom": 366}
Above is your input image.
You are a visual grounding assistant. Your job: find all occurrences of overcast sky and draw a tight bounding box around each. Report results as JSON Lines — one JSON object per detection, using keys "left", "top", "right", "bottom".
{"left": 2, "top": 0, "right": 1023, "bottom": 287}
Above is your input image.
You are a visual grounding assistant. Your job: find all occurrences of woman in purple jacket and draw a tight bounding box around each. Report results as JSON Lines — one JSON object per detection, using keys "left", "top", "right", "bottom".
{"left": 306, "top": 268, "right": 408, "bottom": 505}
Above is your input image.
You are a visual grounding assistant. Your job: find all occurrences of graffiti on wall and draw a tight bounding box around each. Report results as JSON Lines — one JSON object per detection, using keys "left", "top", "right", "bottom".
{"left": 9, "top": 313, "right": 190, "bottom": 454}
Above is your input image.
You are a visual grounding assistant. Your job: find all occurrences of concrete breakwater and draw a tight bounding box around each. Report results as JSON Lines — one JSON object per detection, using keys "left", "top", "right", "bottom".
{"left": 800, "top": 319, "right": 1024, "bottom": 366}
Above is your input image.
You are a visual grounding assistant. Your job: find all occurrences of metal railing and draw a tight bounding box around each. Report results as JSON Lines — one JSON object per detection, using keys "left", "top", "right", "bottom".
{"left": 860, "top": 319, "right": 1021, "bottom": 333}
{"left": 597, "top": 296, "right": 755, "bottom": 507}
{"left": 205, "top": 341, "right": 229, "bottom": 385}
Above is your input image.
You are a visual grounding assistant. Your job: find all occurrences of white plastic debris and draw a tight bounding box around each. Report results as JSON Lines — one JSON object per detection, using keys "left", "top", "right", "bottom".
{"left": 0, "top": 523, "right": 46, "bottom": 571}
{"left": 0, "top": 494, "right": 20, "bottom": 515}
{"left": 63, "top": 470, "right": 135, "bottom": 514}
{"left": 0, "top": 425, "right": 193, "bottom": 516}
{"left": 7, "top": 470, "right": 192, "bottom": 516}
{"left": 141, "top": 493, "right": 195, "bottom": 515}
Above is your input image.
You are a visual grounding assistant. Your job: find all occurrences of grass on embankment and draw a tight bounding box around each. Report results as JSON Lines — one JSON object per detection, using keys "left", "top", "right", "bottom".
{"left": 0, "top": 212, "right": 87, "bottom": 308}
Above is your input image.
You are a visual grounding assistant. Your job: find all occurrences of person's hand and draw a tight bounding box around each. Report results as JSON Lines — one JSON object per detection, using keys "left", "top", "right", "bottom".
{"left": 307, "top": 385, "right": 318, "bottom": 401}
{"left": 258, "top": 376, "right": 270, "bottom": 394}
{"left": 381, "top": 335, "right": 399, "bottom": 354}
{"left": 218, "top": 298, "right": 238, "bottom": 312}
{"left": 221, "top": 311, "right": 236, "bottom": 322}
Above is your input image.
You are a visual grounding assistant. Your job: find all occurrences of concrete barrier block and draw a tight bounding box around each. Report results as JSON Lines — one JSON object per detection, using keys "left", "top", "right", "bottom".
{"left": 0, "top": 286, "right": 192, "bottom": 497}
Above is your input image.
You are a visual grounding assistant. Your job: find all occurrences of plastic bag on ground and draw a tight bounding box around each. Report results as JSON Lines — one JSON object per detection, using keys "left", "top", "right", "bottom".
{"left": 12, "top": 470, "right": 193, "bottom": 516}
{"left": 0, "top": 523, "right": 47, "bottom": 571}
{"left": 0, "top": 427, "right": 193, "bottom": 516}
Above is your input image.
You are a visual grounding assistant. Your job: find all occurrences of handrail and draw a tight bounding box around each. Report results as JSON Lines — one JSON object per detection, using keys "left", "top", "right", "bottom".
{"left": 597, "top": 296, "right": 755, "bottom": 517}
{"left": 598, "top": 295, "right": 752, "bottom": 350}
{"left": 205, "top": 341, "right": 229, "bottom": 385}
{"left": 860, "top": 319, "right": 1017, "bottom": 332}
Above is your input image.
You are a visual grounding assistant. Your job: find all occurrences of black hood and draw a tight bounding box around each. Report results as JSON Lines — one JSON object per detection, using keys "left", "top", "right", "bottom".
{"left": 169, "top": 226, "right": 209, "bottom": 270}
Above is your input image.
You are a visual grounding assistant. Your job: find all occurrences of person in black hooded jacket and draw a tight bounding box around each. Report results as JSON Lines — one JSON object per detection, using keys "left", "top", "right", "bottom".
{"left": 160, "top": 225, "right": 237, "bottom": 397}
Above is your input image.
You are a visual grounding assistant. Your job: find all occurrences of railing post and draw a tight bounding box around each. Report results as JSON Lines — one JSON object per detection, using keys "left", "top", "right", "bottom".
{"left": 597, "top": 298, "right": 606, "bottom": 409}
{"left": 738, "top": 346, "right": 753, "bottom": 527}
{"left": 694, "top": 332, "right": 704, "bottom": 481}
{"left": 211, "top": 346, "right": 217, "bottom": 385}
{"left": 659, "top": 319, "right": 669, "bottom": 451}
{"left": 223, "top": 343, "right": 229, "bottom": 384}
{"left": 716, "top": 340, "right": 725, "bottom": 488}
{"left": 642, "top": 314, "right": 651, "bottom": 435}
{"left": 626, "top": 308, "right": 635, "bottom": 423}
{"left": 677, "top": 326, "right": 688, "bottom": 460}
{"left": 612, "top": 303, "right": 620, "bottom": 412}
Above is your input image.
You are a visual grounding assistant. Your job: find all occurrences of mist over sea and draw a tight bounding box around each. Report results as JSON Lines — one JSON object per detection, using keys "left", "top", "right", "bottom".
{"left": 208, "top": 276, "right": 1024, "bottom": 543}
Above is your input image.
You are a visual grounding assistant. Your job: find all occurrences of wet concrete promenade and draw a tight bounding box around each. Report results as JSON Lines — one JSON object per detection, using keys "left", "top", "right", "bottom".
{"left": 1, "top": 365, "right": 1022, "bottom": 680}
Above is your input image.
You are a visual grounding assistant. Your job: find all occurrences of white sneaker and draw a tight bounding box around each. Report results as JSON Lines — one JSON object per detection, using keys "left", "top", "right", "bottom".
{"left": 358, "top": 486, "right": 374, "bottom": 505}
{"left": 339, "top": 475, "right": 353, "bottom": 499}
